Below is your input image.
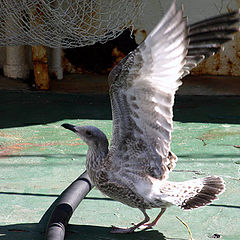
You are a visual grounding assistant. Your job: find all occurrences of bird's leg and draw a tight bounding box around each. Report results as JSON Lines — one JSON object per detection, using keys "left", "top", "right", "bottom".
{"left": 111, "top": 209, "right": 150, "bottom": 234}
{"left": 141, "top": 208, "right": 166, "bottom": 230}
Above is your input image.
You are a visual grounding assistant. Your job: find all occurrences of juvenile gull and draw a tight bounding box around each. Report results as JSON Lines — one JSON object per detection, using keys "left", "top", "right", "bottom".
{"left": 62, "top": 1, "right": 239, "bottom": 234}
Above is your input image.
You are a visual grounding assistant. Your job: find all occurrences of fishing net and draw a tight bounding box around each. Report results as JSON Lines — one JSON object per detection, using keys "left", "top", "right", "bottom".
{"left": 0, "top": 0, "right": 144, "bottom": 48}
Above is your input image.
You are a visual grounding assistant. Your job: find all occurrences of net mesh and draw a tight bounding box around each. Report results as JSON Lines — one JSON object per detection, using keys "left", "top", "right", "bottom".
{"left": 0, "top": 0, "right": 144, "bottom": 48}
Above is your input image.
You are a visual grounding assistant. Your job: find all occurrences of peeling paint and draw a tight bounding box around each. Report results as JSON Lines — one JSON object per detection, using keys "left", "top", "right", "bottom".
{"left": 133, "top": 0, "right": 240, "bottom": 77}
{"left": 32, "top": 45, "right": 50, "bottom": 90}
{"left": 191, "top": 32, "right": 240, "bottom": 76}
{"left": 188, "top": 1, "right": 240, "bottom": 76}
{"left": 133, "top": 29, "right": 147, "bottom": 44}
{"left": 0, "top": 141, "right": 82, "bottom": 157}
{"left": 198, "top": 128, "right": 240, "bottom": 142}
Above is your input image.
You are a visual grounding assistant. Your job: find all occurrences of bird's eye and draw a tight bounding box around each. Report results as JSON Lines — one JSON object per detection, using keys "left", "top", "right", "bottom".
{"left": 85, "top": 130, "right": 92, "bottom": 137}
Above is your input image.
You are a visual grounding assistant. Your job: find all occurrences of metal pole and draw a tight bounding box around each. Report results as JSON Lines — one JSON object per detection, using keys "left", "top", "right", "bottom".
{"left": 3, "top": 45, "right": 29, "bottom": 79}
{"left": 48, "top": 48, "right": 63, "bottom": 80}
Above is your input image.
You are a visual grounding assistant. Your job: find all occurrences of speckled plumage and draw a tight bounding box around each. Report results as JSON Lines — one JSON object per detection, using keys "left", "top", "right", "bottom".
{"left": 62, "top": 1, "right": 239, "bottom": 233}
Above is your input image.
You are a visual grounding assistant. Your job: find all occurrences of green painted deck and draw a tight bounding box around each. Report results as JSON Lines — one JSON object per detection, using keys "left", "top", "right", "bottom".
{"left": 0, "top": 91, "right": 240, "bottom": 240}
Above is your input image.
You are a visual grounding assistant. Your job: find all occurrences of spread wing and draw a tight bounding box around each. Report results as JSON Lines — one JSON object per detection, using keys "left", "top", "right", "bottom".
{"left": 183, "top": 10, "right": 240, "bottom": 77}
{"left": 108, "top": 1, "right": 187, "bottom": 181}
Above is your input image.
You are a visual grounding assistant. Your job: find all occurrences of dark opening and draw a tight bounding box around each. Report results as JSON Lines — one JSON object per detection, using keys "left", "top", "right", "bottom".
{"left": 63, "top": 29, "right": 138, "bottom": 74}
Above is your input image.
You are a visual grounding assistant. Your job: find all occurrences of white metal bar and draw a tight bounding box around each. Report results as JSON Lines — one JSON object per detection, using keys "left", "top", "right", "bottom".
{"left": 48, "top": 48, "right": 63, "bottom": 80}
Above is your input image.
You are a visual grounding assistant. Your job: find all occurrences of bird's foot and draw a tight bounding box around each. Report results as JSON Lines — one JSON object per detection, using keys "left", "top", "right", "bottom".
{"left": 111, "top": 225, "right": 135, "bottom": 234}
{"left": 139, "top": 222, "right": 155, "bottom": 230}
{"left": 130, "top": 222, "right": 152, "bottom": 230}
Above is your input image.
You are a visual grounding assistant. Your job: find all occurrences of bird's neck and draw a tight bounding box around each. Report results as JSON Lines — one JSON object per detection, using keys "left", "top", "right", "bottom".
{"left": 86, "top": 144, "right": 109, "bottom": 171}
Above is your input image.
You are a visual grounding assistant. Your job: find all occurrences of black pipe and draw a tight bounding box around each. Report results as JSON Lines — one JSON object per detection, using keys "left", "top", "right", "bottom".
{"left": 45, "top": 170, "right": 93, "bottom": 240}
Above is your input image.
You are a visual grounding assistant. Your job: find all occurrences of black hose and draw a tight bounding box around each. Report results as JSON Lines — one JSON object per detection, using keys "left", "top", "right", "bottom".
{"left": 45, "top": 170, "right": 93, "bottom": 240}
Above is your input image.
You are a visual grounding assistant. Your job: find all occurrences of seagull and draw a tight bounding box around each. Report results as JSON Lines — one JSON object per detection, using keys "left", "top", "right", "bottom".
{"left": 62, "top": 1, "right": 239, "bottom": 234}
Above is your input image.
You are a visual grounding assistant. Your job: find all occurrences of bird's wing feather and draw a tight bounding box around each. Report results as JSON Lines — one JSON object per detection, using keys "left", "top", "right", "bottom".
{"left": 108, "top": 1, "right": 187, "bottom": 180}
{"left": 182, "top": 10, "right": 240, "bottom": 77}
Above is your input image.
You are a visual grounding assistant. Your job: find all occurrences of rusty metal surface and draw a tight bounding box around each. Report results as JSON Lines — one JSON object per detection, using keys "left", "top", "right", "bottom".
{"left": 191, "top": 32, "right": 240, "bottom": 76}
{"left": 133, "top": 0, "right": 240, "bottom": 77}
{"left": 32, "top": 45, "right": 50, "bottom": 90}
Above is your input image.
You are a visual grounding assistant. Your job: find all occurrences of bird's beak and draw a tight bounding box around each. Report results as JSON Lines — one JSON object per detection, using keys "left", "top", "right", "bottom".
{"left": 61, "top": 123, "right": 77, "bottom": 133}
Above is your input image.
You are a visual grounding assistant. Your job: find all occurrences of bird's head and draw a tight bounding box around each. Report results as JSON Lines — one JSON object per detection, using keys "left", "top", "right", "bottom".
{"left": 62, "top": 123, "right": 109, "bottom": 153}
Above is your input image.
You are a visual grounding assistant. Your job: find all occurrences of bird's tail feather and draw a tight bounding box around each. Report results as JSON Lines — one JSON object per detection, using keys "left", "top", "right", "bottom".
{"left": 161, "top": 176, "right": 225, "bottom": 210}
